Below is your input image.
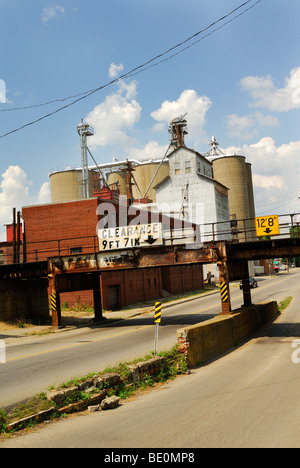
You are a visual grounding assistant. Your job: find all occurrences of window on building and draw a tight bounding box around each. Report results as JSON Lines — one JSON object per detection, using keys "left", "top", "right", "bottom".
{"left": 70, "top": 247, "right": 83, "bottom": 254}
{"left": 0, "top": 251, "right": 3, "bottom": 265}
{"left": 175, "top": 163, "right": 181, "bottom": 175}
{"left": 185, "top": 161, "right": 191, "bottom": 174}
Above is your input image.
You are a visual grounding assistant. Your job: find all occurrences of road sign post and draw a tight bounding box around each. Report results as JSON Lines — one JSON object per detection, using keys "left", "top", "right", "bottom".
{"left": 154, "top": 302, "right": 162, "bottom": 355}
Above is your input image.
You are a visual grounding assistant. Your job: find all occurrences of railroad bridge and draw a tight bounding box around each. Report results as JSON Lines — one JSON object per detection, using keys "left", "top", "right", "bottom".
{"left": 1, "top": 214, "right": 300, "bottom": 327}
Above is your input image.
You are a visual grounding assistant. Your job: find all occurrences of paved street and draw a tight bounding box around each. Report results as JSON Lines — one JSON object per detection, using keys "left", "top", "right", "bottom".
{"left": 0, "top": 271, "right": 296, "bottom": 409}
{"left": 1, "top": 270, "right": 300, "bottom": 448}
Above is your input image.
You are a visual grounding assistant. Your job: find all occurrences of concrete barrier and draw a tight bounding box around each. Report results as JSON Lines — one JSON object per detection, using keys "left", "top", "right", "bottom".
{"left": 177, "top": 301, "right": 279, "bottom": 367}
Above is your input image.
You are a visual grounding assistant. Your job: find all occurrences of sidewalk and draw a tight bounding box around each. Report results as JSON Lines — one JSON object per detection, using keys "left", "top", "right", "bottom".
{"left": 0, "top": 286, "right": 220, "bottom": 341}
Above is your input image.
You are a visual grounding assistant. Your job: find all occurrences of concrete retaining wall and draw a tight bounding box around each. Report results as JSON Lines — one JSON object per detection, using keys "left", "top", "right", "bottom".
{"left": 177, "top": 301, "right": 279, "bottom": 367}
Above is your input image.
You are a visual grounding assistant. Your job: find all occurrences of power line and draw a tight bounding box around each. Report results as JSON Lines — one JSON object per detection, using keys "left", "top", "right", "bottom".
{"left": 256, "top": 189, "right": 300, "bottom": 207}
{"left": 0, "top": 0, "right": 262, "bottom": 139}
{"left": 1, "top": 0, "right": 261, "bottom": 115}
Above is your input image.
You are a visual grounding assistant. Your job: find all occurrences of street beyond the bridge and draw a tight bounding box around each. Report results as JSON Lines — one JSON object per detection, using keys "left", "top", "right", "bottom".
{"left": 1, "top": 269, "right": 300, "bottom": 448}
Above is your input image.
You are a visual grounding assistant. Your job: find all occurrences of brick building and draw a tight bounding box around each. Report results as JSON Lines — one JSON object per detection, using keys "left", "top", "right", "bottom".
{"left": 0, "top": 223, "right": 23, "bottom": 265}
{"left": 21, "top": 197, "right": 204, "bottom": 311}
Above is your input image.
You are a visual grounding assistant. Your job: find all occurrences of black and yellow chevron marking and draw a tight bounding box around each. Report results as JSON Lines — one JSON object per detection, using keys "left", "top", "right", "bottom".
{"left": 220, "top": 282, "right": 229, "bottom": 303}
{"left": 50, "top": 293, "right": 57, "bottom": 311}
{"left": 154, "top": 302, "right": 162, "bottom": 324}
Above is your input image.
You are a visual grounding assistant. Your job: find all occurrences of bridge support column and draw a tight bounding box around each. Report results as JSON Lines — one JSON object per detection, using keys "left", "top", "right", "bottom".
{"left": 48, "top": 274, "right": 62, "bottom": 328}
{"left": 242, "top": 278, "right": 252, "bottom": 307}
{"left": 218, "top": 261, "right": 231, "bottom": 314}
{"left": 92, "top": 274, "right": 105, "bottom": 322}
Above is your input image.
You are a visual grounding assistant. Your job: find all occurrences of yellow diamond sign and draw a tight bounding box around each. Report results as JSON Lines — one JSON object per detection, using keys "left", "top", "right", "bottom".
{"left": 256, "top": 215, "right": 280, "bottom": 237}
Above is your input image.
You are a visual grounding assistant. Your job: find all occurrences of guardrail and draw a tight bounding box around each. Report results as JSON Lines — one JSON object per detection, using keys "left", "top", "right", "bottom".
{"left": 1, "top": 212, "right": 300, "bottom": 266}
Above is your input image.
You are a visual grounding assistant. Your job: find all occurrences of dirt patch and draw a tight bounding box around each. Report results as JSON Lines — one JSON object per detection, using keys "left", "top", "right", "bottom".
{"left": 0, "top": 322, "right": 28, "bottom": 332}
{"left": 0, "top": 310, "right": 95, "bottom": 332}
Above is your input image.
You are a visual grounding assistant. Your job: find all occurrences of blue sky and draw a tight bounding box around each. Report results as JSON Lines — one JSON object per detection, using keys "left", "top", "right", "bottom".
{"left": 0, "top": 0, "right": 299, "bottom": 239}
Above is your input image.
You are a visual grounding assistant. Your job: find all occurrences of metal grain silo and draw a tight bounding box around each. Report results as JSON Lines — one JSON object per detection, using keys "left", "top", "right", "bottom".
{"left": 212, "top": 155, "right": 255, "bottom": 240}
{"left": 50, "top": 169, "right": 96, "bottom": 203}
{"left": 245, "top": 162, "right": 256, "bottom": 220}
{"left": 132, "top": 161, "right": 169, "bottom": 202}
{"left": 106, "top": 170, "right": 128, "bottom": 196}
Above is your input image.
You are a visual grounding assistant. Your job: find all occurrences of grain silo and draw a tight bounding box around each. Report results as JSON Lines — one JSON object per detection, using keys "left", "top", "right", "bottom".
{"left": 132, "top": 160, "right": 169, "bottom": 202}
{"left": 50, "top": 169, "right": 96, "bottom": 203}
{"left": 246, "top": 162, "right": 256, "bottom": 220}
{"left": 106, "top": 159, "right": 169, "bottom": 203}
{"left": 106, "top": 170, "right": 128, "bottom": 197}
{"left": 206, "top": 138, "right": 256, "bottom": 241}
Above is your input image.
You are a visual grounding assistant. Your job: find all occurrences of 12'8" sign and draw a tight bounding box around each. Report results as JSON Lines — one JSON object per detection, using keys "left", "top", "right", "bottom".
{"left": 255, "top": 215, "right": 280, "bottom": 237}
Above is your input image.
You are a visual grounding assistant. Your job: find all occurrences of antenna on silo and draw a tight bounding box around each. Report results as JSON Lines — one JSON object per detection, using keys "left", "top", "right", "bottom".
{"left": 205, "top": 136, "right": 225, "bottom": 159}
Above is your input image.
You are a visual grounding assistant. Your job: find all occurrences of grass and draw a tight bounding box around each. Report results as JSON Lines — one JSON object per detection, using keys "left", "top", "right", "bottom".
{"left": 0, "top": 345, "right": 189, "bottom": 435}
{"left": 278, "top": 296, "right": 293, "bottom": 312}
{"left": 62, "top": 300, "right": 94, "bottom": 314}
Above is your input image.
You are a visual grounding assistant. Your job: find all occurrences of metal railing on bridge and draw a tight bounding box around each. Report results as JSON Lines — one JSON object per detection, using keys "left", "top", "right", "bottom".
{"left": 1, "top": 212, "right": 300, "bottom": 266}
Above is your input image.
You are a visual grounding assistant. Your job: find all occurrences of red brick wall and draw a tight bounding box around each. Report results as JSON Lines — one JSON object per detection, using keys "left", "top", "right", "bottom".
{"left": 22, "top": 198, "right": 100, "bottom": 261}
{"left": 0, "top": 243, "right": 14, "bottom": 265}
{"left": 161, "top": 264, "right": 204, "bottom": 295}
{"left": 60, "top": 290, "right": 94, "bottom": 308}
{"left": 100, "top": 268, "right": 163, "bottom": 310}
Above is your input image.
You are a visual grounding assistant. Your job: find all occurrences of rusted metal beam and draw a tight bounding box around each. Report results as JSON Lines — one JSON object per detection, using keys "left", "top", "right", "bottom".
{"left": 226, "top": 238, "right": 300, "bottom": 261}
{"left": 48, "top": 244, "right": 223, "bottom": 274}
{"left": 0, "top": 261, "right": 48, "bottom": 280}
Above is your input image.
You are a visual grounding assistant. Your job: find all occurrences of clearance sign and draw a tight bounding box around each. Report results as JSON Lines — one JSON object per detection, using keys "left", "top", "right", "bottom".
{"left": 98, "top": 223, "right": 163, "bottom": 251}
{"left": 255, "top": 215, "right": 280, "bottom": 237}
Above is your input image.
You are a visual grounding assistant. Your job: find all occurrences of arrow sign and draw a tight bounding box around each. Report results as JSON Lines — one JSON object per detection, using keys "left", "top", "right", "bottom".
{"left": 144, "top": 235, "right": 157, "bottom": 245}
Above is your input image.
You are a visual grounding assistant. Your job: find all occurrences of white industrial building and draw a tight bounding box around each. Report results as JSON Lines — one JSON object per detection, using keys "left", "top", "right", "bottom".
{"left": 153, "top": 144, "right": 230, "bottom": 242}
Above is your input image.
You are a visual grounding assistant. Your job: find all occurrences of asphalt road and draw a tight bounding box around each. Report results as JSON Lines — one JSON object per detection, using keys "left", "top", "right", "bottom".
{"left": 0, "top": 270, "right": 298, "bottom": 412}
{"left": 1, "top": 269, "right": 300, "bottom": 449}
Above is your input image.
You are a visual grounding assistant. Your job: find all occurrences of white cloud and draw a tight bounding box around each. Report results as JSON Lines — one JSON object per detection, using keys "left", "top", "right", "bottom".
{"left": 42, "top": 4, "right": 65, "bottom": 25}
{"left": 223, "top": 137, "right": 300, "bottom": 215}
{"left": 151, "top": 89, "right": 212, "bottom": 146}
{"left": 225, "top": 112, "right": 279, "bottom": 139}
{"left": 0, "top": 79, "right": 6, "bottom": 104}
{"left": 241, "top": 67, "right": 300, "bottom": 112}
{"left": 86, "top": 75, "right": 141, "bottom": 149}
{"left": 108, "top": 63, "right": 124, "bottom": 79}
{"left": 252, "top": 174, "right": 285, "bottom": 190}
{"left": 37, "top": 182, "right": 51, "bottom": 204}
{"left": 0, "top": 166, "right": 50, "bottom": 240}
{"left": 127, "top": 140, "right": 169, "bottom": 161}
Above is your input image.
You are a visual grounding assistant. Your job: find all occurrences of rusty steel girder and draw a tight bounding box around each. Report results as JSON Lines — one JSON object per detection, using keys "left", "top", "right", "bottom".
{"left": 48, "top": 243, "right": 224, "bottom": 274}
{"left": 225, "top": 237, "right": 300, "bottom": 261}
{"left": 0, "top": 261, "right": 48, "bottom": 280}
